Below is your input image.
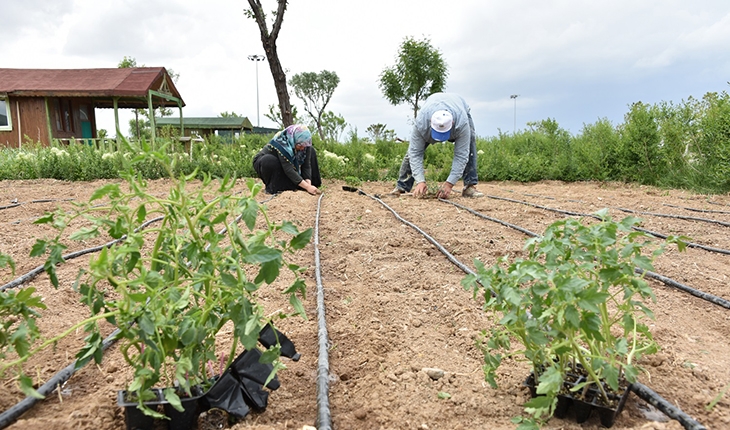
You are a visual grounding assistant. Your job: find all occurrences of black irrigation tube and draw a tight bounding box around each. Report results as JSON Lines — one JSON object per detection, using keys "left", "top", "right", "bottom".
{"left": 631, "top": 227, "right": 730, "bottom": 256}
{"left": 663, "top": 203, "right": 730, "bottom": 215}
{"left": 0, "top": 216, "right": 164, "bottom": 292}
{"left": 365, "top": 193, "right": 477, "bottom": 278}
{"left": 486, "top": 195, "right": 730, "bottom": 256}
{"left": 441, "top": 199, "right": 540, "bottom": 238}
{"left": 0, "top": 328, "right": 121, "bottom": 429}
{"left": 631, "top": 383, "right": 707, "bottom": 430}
{"left": 616, "top": 207, "right": 730, "bottom": 228}
{"left": 0, "top": 198, "right": 75, "bottom": 211}
{"left": 313, "top": 193, "right": 332, "bottom": 430}
{"left": 359, "top": 191, "right": 708, "bottom": 430}
{"left": 637, "top": 268, "right": 730, "bottom": 309}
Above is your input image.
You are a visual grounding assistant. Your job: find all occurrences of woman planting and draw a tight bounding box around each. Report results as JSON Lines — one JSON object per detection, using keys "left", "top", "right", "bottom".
{"left": 253, "top": 124, "right": 321, "bottom": 195}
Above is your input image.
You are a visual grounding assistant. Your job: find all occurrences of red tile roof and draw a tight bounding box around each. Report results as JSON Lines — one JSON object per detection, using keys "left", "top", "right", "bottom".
{"left": 0, "top": 67, "right": 184, "bottom": 106}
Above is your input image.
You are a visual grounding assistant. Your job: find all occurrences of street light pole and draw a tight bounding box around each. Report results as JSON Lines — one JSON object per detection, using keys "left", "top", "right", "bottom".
{"left": 247, "top": 55, "right": 266, "bottom": 127}
{"left": 510, "top": 94, "right": 519, "bottom": 134}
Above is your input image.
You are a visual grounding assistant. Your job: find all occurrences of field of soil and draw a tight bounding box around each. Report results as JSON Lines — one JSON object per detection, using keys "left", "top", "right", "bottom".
{"left": 1, "top": 178, "right": 730, "bottom": 430}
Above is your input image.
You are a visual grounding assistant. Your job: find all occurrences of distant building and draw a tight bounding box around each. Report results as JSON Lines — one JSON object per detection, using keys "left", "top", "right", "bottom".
{"left": 155, "top": 116, "right": 254, "bottom": 141}
{"left": 0, "top": 67, "right": 183, "bottom": 148}
{"left": 155, "top": 117, "right": 280, "bottom": 141}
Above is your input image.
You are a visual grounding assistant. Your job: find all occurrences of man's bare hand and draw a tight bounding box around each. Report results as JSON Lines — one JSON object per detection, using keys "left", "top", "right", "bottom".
{"left": 413, "top": 182, "right": 428, "bottom": 198}
{"left": 436, "top": 182, "right": 454, "bottom": 199}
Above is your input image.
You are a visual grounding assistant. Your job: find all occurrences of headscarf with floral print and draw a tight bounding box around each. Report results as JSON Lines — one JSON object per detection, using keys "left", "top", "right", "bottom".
{"left": 268, "top": 124, "right": 312, "bottom": 172}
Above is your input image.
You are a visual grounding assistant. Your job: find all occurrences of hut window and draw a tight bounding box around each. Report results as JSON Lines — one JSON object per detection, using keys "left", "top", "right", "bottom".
{"left": 53, "top": 98, "right": 74, "bottom": 132}
{"left": 0, "top": 97, "right": 11, "bottom": 131}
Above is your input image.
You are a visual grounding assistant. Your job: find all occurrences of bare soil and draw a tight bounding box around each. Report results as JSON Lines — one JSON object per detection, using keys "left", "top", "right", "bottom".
{"left": 1, "top": 178, "right": 730, "bottom": 430}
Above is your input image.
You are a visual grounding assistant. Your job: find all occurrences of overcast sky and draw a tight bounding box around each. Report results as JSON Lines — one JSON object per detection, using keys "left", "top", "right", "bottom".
{"left": 5, "top": 0, "right": 730, "bottom": 140}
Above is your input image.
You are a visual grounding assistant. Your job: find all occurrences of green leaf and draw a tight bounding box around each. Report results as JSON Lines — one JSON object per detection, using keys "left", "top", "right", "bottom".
{"left": 138, "top": 314, "right": 156, "bottom": 335}
{"left": 279, "top": 221, "right": 299, "bottom": 235}
{"left": 523, "top": 395, "right": 555, "bottom": 418}
{"left": 290, "top": 229, "right": 313, "bottom": 250}
{"left": 240, "top": 199, "right": 259, "bottom": 231}
{"left": 136, "top": 204, "right": 147, "bottom": 224}
{"left": 260, "top": 346, "right": 280, "bottom": 364}
{"left": 255, "top": 260, "right": 280, "bottom": 284}
{"left": 70, "top": 226, "right": 100, "bottom": 241}
{"left": 19, "top": 374, "right": 45, "bottom": 399}
{"left": 29, "top": 240, "right": 47, "bottom": 257}
{"left": 220, "top": 272, "right": 239, "bottom": 288}
{"left": 289, "top": 294, "right": 306, "bottom": 318}
{"left": 536, "top": 366, "right": 562, "bottom": 395}
{"left": 163, "top": 387, "right": 183, "bottom": 412}
{"left": 0, "top": 252, "right": 15, "bottom": 272}
{"left": 33, "top": 213, "right": 54, "bottom": 225}
{"left": 564, "top": 305, "right": 581, "bottom": 328}
{"left": 244, "top": 245, "right": 282, "bottom": 264}
{"left": 180, "top": 327, "right": 197, "bottom": 346}
{"left": 108, "top": 218, "right": 127, "bottom": 239}
{"left": 90, "top": 184, "right": 121, "bottom": 202}
{"left": 10, "top": 323, "right": 30, "bottom": 357}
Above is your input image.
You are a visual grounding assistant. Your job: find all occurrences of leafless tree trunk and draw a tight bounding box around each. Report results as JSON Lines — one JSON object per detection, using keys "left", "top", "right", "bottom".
{"left": 246, "top": 0, "right": 294, "bottom": 127}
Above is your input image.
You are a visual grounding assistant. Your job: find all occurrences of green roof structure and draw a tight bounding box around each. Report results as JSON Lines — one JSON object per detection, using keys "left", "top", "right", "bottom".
{"left": 155, "top": 116, "right": 254, "bottom": 131}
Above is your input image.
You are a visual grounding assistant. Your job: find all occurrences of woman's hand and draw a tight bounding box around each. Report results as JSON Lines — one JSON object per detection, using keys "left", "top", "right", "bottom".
{"left": 299, "top": 180, "right": 319, "bottom": 195}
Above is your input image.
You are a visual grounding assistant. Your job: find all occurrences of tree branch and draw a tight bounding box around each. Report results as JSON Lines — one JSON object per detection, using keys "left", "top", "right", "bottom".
{"left": 271, "top": 0, "right": 288, "bottom": 41}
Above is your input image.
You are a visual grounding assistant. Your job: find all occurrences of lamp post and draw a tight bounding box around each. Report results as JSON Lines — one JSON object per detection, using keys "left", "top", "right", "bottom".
{"left": 247, "top": 54, "right": 265, "bottom": 127}
{"left": 510, "top": 94, "right": 519, "bottom": 134}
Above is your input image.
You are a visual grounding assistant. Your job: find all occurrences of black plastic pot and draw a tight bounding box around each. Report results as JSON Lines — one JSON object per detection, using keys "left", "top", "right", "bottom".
{"left": 117, "top": 389, "right": 166, "bottom": 430}
{"left": 163, "top": 387, "right": 205, "bottom": 430}
{"left": 118, "top": 387, "right": 204, "bottom": 430}
{"left": 524, "top": 371, "right": 631, "bottom": 428}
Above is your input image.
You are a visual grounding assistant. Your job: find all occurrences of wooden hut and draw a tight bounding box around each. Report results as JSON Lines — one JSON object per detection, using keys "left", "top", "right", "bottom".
{"left": 0, "top": 67, "right": 184, "bottom": 148}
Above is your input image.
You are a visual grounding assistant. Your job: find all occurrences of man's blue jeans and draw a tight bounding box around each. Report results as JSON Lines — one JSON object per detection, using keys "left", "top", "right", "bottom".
{"left": 396, "top": 114, "right": 478, "bottom": 192}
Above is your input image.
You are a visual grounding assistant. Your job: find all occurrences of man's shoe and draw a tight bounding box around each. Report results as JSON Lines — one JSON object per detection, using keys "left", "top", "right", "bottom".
{"left": 462, "top": 185, "right": 484, "bottom": 198}
{"left": 388, "top": 187, "right": 405, "bottom": 196}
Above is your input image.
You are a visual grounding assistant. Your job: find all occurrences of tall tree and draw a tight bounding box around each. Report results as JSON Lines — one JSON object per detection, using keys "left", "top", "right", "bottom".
{"left": 290, "top": 70, "right": 340, "bottom": 140}
{"left": 245, "top": 0, "right": 294, "bottom": 127}
{"left": 379, "top": 36, "right": 448, "bottom": 120}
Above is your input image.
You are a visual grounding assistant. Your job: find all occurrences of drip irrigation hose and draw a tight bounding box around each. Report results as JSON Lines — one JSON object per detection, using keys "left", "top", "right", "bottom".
{"left": 0, "top": 328, "right": 121, "bottom": 429}
{"left": 0, "top": 198, "right": 75, "bottom": 211}
{"left": 363, "top": 191, "right": 496, "bottom": 296}
{"left": 632, "top": 227, "right": 730, "bottom": 256}
{"left": 522, "top": 193, "right": 555, "bottom": 200}
{"left": 313, "top": 193, "right": 332, "bottom": 430}
{"left": 663, "top": 203, "right": 730, "bottom": 215}
{"left": 0, "top": 216, "right": 164, "bottom": 292}
{"left": 486, "top": 194, "right": 594, "bottom": 218}
{"left": 637, "top": 268, "right": 730, "bottom": 310}
{"left": 368, "top": 193, "right": 475, "bottom": 277}
{"left": 439, "top": 199, "right": 540, "bottom": 238}
{"left": 616, "top": 207, "right": 730, "bottom": 228}
{"left": 486, "top": 195, "right": 730, "bottom": 255}
{"left": 631, "top": 382, "right": 707, "bottom": 430}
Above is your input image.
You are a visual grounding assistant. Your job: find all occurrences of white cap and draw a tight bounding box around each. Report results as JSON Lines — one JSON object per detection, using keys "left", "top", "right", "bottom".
{"left": 430, "top": 110, "right": 453, "bottom": 141}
